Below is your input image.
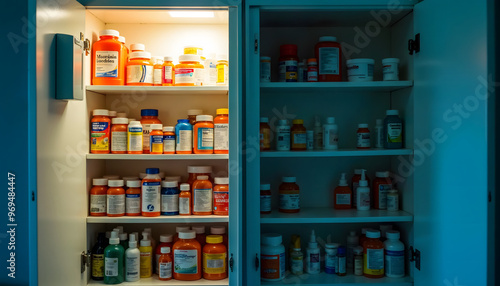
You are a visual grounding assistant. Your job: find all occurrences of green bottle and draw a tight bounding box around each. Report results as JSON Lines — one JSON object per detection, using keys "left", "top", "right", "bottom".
{"left": 104, "top": 231, "right": 124, "bottom": 284}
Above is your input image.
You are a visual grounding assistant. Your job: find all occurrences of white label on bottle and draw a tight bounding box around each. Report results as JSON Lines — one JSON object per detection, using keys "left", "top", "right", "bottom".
{"left": 193, "top": 188, "right": 212, "bottom": 212}
{"left": 127, "top": 65, "right": 153, "bottom": 84}
{"left": 367, "top": 248, "right": 384, "bottom": 270}
{"left": 260, "top": 61, "right": 271, "bottom": 82}
{"left": 142, "top": 124, "right": 152, "bottom": 152}
{"left": 177, "top": 130, "right": 192, "bottom": 152}
{"left": 307, "top": 252, "right": 320, "bottom": 272}
{"left": 128, "top": 127, "right": 142, "bottom": 152}
{"left": 175, "top": 68, "right": 202, "bottom": 85}
{"left": 142, "top": 182, "right": 160, "bottom": 213}
{"left": 387, "top": 123, "right": 403, "bottom": 142}
{"left": 279, "top": 193, "right": 300, "bottom": 210}
{"left": 164, "top": 66, "right": 173, "bottom": 83}
{"left": 378, "top": 184, "right": 392, "bottom": 209}
{"left": 291, "top": 258, "right": 303, "bottom": 274}
{"left": 325, "top": 253, "right": 337, "bottom": 272}
{"left": 159, "top": 261, "right": 172, "bottom": 279}
{"left": 260, "top": 195, "right": 271, "bottom": 212}
{"left": 276, "top": 126, "right": 291, "bottom": 151}
{"left": 214, "top": 123, "right": 229, "bottom": 151}
{"left": 174, "top": 249, "right": 198, "bottom": 274}
{"left": 354, "top": 256, "right": 363, "bottom": 275}
{"left": 111, "top": 131, "right": 127, "bottom": 152}
{"left": 107, "top": 194, "right": 125, "bottom": 215}
{"left": 293, "top": 133, "right": 307, "bottom": 144}
{"left": 162, "top": 194, "right": 179, "bottom": 212}
{"left": 324, "top": 128, "right": 339, "bottom": 149}
{"left": 385, "top": 250, "right": 404, "bottom": 276}
{"left": 318, "top": 47, "right": 340, "bottom": 75}
{"left": 358, "top": 191, "right": 371, "bottom": 209}
{"left": 336, "top": 194, "right": 351, "bottom": 205}
{"left": 126, "top": 255, "right": 140, "bottom": 279}
{"left": 90, "top": 194, "right": 106, "bottom": 213}
{"left": 153, "top": 68, "right": 162, "bottom": 85}
{"left": 357, "top": 132, "right": 371, "bottom": 148}
{"left": 279, "top": 60, "right": 298, "bottom": 82}
{"left": 338, "top": 256, "right": 346, "bottom": 274}
{"left": 179, "top": 197, "right": 190, "bottom": 214}
{"left": 105, "top": 257, "right": 119, "bottom": 277}
{"left": 163, "top": 137, "right": 175, "bottom": 153}
{"left": 125, "top": 193, "right": 140, "bottom": 214}
{"left": 95, "top": 51, "right": 118, "bottom": 78}
{"left": 387, "top": 194, "right": 399, "bottom": 211}
{"left": 196, "top": 128, "right": 214, "bottom": 150}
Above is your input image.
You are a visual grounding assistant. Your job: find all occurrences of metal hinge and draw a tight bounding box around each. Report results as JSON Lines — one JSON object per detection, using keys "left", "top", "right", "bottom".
{"left": 409, "top": 246, "right": 421, "bottom": 270}
{"left": 80, "top": 32, "right": 91, "bottom": 56}
{"left": 255, "top": 253, "right": 259, "bottom": 270}
{"left": 408, "top": 33, "right": 420, "bottom": 55}
{"left": 229, "top": 253, "right": 234, "bottom": 272}
{"left": 81, "top": 251, "right": 91, "bottom": 273}
{"left": 254, "top": 33, "right": 258, "bottom": 54}
{"left": 31, "top": 191, "right": 35, "bottom": 201}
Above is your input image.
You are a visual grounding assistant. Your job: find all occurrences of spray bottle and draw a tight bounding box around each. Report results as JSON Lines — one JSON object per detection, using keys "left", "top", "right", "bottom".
{"left": 356, "top": 170, "right": 371, "bottom": 211}
{"left": 290, "top": 236, "right": 304, "bottom": 275}
{"left": 305, "top": 230, "right": 320, "bottom": 274}
{"left": 139, "top": 232, "right": 153, "bottom": 278}
{"left": 104, "top": 231, "right": 124, "bottom": 284}
{"left": 334, "top": 173, "right": 352, "bottom": 209}
{"left": 125, "top": 233, "right": 140, "bottom": 282}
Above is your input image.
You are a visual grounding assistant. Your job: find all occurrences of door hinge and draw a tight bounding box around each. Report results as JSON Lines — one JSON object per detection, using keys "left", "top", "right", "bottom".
{"left": 255, "top": 253, "right": 259, "bottom": 270}
{"left": 81, "top": 251, "right": 91, "bottom": 273}
{"left": 254, "top": 33, "right": 259, "bottom": 54}
{"left": 408, "top": 33, "right": 420, "bottom": 55}
{"left": 409, "top": 246, "right": 421, "bottom": 270}
{"left": 229, "top": 253, "right": 234, "bottom": 272}
{"left": 31, "top": 191, "right": 35, "bottom": 201}
{"left": 81, "top": 32, "right": 91, "bottom": 56}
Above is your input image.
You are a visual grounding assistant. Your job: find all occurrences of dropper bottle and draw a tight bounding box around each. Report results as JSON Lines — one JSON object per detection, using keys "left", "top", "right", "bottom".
{"left": 305, "top": 230, "right": 320, "bottom": 274}
{"left": 356, "top": 170, "right": 371, "bottom": 211}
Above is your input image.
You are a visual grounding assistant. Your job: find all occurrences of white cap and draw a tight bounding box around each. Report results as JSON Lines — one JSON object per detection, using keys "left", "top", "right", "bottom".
{"left": 164, "top": 56, "right": 174, "bottom": 62}
{"left": 319, "top": 36, "right": 337, "bottom": 42}
{"left": 260, "top": 117, "right": 269, "bottom": 123}
{"left": 197, "top": 175, "right": 209, "bottom": 180}
{"left": 163, "top": 126, "right": 174, "bottom": 132}
{"left": 347, "top": 231, "right": 359, "bottom": 245}
{"left": 128, "top": 118, "right": 136, "bottom": 123}
{"left": 128, "top": 233, "right": 137, "bottom": 248}
{"left": 127, "top": 180, "right": 141, "bottom": 188}
{"left": 160, "top": 234, "right": 173, "bottom": 243}
{"left": 140, "top": 232, "right": 151, "bottom": 247}
{"left": 93, "top": 109, "right": 109, "bottom": 116}
{"left": 326, "top": 117, "right": 336, "bottom": 124}
{"left": 192, "top": 226, "right": 205, "bottom": 234}
{"left": 366, "top": 230, "right": 381, "bottom": 239}
{"left": 109, "top": 231, "right": 120, "bottom": 245}
{"left": 139, "top": 172, "right": 147, "bottom": 179}
{"left": 188, "top": 166, "right": 212, "bottom": 173}
{"left": 112, "top": 117, "right": 128, "bottom": 124}
{"left": 325, "top": 243, "right": 340, "bottom": 249}
{"left": 214, "top": 177, "right": 229, "bottom": 185}
{"left": 130, "top": 51, "right": 151, "bottom": 60}
{"left": 359, "top": 170, "right": 368, "bottom": 187}
{"left": 261, "top": 233, "right": 282, "bottom": 246}
{"left": 217, "top": 54, "right": 228, "bottom": 61}
{"left": 196, "top": 115, "right": 213, "bottom": 122}
{"left": 210, "top": 226, "right": 226, "bottom": 235}
{"left": 103, "top": 175, "right": 120, "bottom": 180}
{"left": 162, "top": 180, "right": 178, "bottom": 188}
{"left": 376, "top": 119, "right": 383, "bottom": 126}
{"left": 180, "top": 183, "right": 190, "bottom": 191}
{"left": 109, "top": 111, "right": 117, "bottom": 117}
{"left": 358, "top": 123, "right": 369, "bottom": 128}
{"left": 386, "top": 110, "right": 399, "bottom": 116}
{"left": 179, "top": 54, "right": 200, "bottom": 62}
{"left": 338, "top": 173, "right": 347, "bottom": 186}
{"left": 100, "top": 29, "right": 119, "bottom": 37}
{"left": 165, "top": 176, "right": 181, "bottom": 182}
{"left": 150, "top": 124, "right": 162, "bottom": 130}
{"left": 176, "top": 226, "right": 190, "bottom": 233}
{"left": 119, "top": 233, "right": 127, "bottom": 241}
{"left": 130, "top": 43, "right": 145, "bottom": 51}
{"left": 260, "top": 184, "right": 270, "bottom": 190}
{"left": 129, "top": 121, "right": 141, "bottom": 127}
{"left": 118, "top": 36, "right": 125, "bottom": 44}
{"left": 386, "top": 230, "right": 400, "bottom": 240}
{"left": 117, "top": 112, "right": 127, "bottom": 118}
{"left": 282, "top": 177, "right": 296, "bottom": 183}
{"left": 178, "top": 230, "right": 196, "bottom": 239}
{"left": 160, "top": 247, "right": 171, "bottom": 254}
{"left": 93, "top": 178, "right": 108, "bottom": 186}
{"left": 108, "top": 180, "right": 124, "bottom": 187}
{"left": 187, "top": 109, "right": 203, "bottom": 116}
{"left": 353, "top": 246, "right": 364, "bottom": 255}
{"left": 376, "top": 171, "right": 390, "bottom": 178}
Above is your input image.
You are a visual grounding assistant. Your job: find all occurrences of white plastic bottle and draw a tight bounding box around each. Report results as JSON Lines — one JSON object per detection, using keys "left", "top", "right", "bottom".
{"left": 375, "top": 119, "right": 384, "bottom": 148}
{"left": 276, "top": 119, "right": 291, "bottom": 151}
{"left": 305, "top": 230, "right": 320, "bottom": 274}
{"left": 313, "top": 117, "right": 323, "bottom": 150}
{"left": 384, "top": 230, "right": 405, "bottom": 278}
{"left": 205, "top": 53, "right": 217, "bottom": 86}
{"left": 346, "top": 231, "right": 359, "bottom": 270}
{"left": 324, "top": 243, "right": 339, "bottom": 274}
{"left": 127, "top": 121, "right": 143, "bottom": 153}
{"left": 261, "top": 233, "right": 286, "bottom": 281}
{"left": 125, "top": 233, "right": 140, "bottom": 282}
{"left": 323, "top": 117, "right": 338, "bottom": 150}
{"left": 356, "top": 170, "right": 371, "bottom": 211}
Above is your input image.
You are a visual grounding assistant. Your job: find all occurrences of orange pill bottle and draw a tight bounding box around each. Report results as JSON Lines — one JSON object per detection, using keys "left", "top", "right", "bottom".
{"left": 158, "top": 246, "right": 173, "bottom": 281}
{"left": 188, "top": 109, "right": 203, "bottom": 125}
{"left": 126, "top": 52, "right": 154, "bottom": 86}
{"left": 118, "top": 36, "right": 128, "bottom": 62}
{"left": 110, "top": 117, "right": 128, "bottom": 154}
{"left": 107, "top": 179, "right": 125, "bottom": 217}
{"left": 194, "top": 115, "right": 214, "bottom": 154}
{"left": 90, "top": 109, "right": 111, "bottom": 154}
{"left": 175, "top": 55, "right": 204, "bottom": 86}
{"left": 334, "top": 173, "right": 352, "bottom": 209}
{"left": 90, "top": 178, "right": 108, "bottom": 216}
{"left": 125, "top": 180, "right": 141, "bottom": 216}
{"left": 315, "top": 36, "right": 342, "bottom": 82}
{"left": 291, "top": 119, "right": 307, "bottom": 151}
{"left": 260, "top": 117, "right": 271, "bottom": 151}
{"left": 213, "top": 177, "right": 229, "bottom": 216}
{"left": 152, "top": 56, "right": 164, "bottom": 86}
{"left": 187, "top": 166, "right": 213, "bottom": 187}
{"left": 363, "top": 230, "right": 385, "bottom": 278}
{"left": 130, "top": 43, "right": 145, "bottom": 52}
{"left": 163, "top": 126, "right": 176, "bottom": 154}
{"left": 141, "top": 168, "right": 161, "bottom": 217}
{"left": 214, "top": 108, "right": 229, "bottom": 154}
{"left": 373, "top": 171, "right": 392, "bottom": 210}
{"left": 203, "top": 235, "right": 227, "bottom": 280}
{"left": 149, "top": 124, "right": 164, "bottom": 154}
{"left": 192, "top": 176, "right": 213, "bottom": 215}
{"left": 279, "top": 177, "right": 300, "bottom": 213}
{"left": 173, "top": 230, "right": 202, "bottom": 281}
{"left": 162, "top": 56, "right": 175, "bottom": 86}
{"left": 91, "top": 29, "right": 125, "bottom": 85}
{"left": 140, "top": 109, "right": 162, "bottom": 154}
{"left": 179, "top": 183, "right": 192, "bottom": 216}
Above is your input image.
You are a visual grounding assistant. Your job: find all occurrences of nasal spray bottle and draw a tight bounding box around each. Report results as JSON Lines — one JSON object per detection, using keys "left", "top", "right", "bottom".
{"left": 305, "top": 230, "right": 320, "bottom": 274}
{"left": 125, "top": 233, "right": 140, "bottom": 282}
{"left": 356, "top": 170, "right": 371, "bottom": 211}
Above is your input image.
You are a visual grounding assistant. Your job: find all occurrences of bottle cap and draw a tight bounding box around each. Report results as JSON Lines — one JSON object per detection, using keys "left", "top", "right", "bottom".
{"left": 282, "top": 177, "right": 296, "bottom": 183}
{"left": 325, "top": 243, "right": 340, "bottom": 249}
{"left": 210, "top": 226, "right": 226, "bottom": 235}
{"left": 347, "top": 231, "right": 359, "bottom": 245}
{"left": 279, "top": 44, "right": 297, "bottom": 56}
{"left": 151, "top": 56, "right": 163, "bottom": 63}
{"left": 119, "top": 233, "right": 128, "bottom": 241}
{"left": 162, "top": 180, "right": 178, "bottom": 188}
{"left": 191, "top": 226, "right": 205, "bottom": 234}
{"left": 129, "top": 51, "right": 151, "bottom": 60}
{"left": 116, "top": 112, "right": 127, "bottom": 118}
{"left": 141, "top": 109, "right": 158, "bottom": 117}
{"left": 103, "top": 175, "right": 120, "bottom": 180}
{"left": 353, "top": 245, "right": 364, "bottom": 255}
{"left": 375, "top": 171, "right": 390, "bottom": 178}
{"left": 359, "top": 170, "right": 368, "bottom": 187}
{"left": 337, "top": 246, "right": 346, "bottom": 255}
{"left": 93, "top": 109, "right": 109, "bottom": 116}
{"left": 260, "top": 184, "right": 271, "bottom": 190}
{"left": 196, "top": 115, "right": 213, "bottom": 122}
{"left": 326, "top": 117, "right": 336, "bottom": 124}
{"left": 292, "top": 119, "right": 304, "bottom": 125}
{"left": 140, "top": 232, "right": 151, "bottom": 247}
{"left": 339, "top": 173, "right": 347, "bottom": 186}
{"left": 366, "top": 230, "right": 381, "bottom": 238}
{"left": 146, "top": 168, "right": 159, "bottom": 174}
{"left": 129, "top": 120, "right": 140, "bottom": 126}
{"left": 319, "top": 36, "right": 337, "bottom": 42}
{"left": 386, "top": 230, "right": 400, "bottom": 240}
{"left": 100, "top": 29, "right": 119, "bottom": 37}
{"left": 108, "top": 111, "right": 117, "bottom": 117}
{"left": 125, "top": 179, "right": 140, "bottom": 188}
{"left": 188, "top": 166, "right": 212, "bottom": 174}
{"left": 217, "top": 54, "right": 228, "bottom": 61}
{"left": 358, "top": 123, "right": 369, "bottom": 128}
{"left": 382, "top": 58, "right": 400, "bottom": 64}
{"left": 386, "top": 110, "right": 399, "bottom": 116}
{"left": 108, "top": 180, "right": 124, "bottom": 187}
{"left": 160, "top": 247, "right": 170, "bottom": 254}
{"left": 163, "top": 56, "right": 174, "bottom": 62}
{"left": 151, "top": 124, "right": 163, "bottom": 130}
{"left": 177, "top": 119, "right": 190, "bottom": 124}
{"left": 196, "top": 175, "right": 209, "bottom": 180}
{"left": 214, "top": 177, "right": 229, "bottom": 185}
{"left": 128, "top": 233, "right": 137, "bottom": 248}
{"left": 307, "top": 58, "right": 317, "bottom": 64}
{"left": 216, "top": 108, "right": 229, "bottom": 115}
{"left": 187, "top": 109, "right": 203, "bottom": 116}
{"left": 180, "top": 183, "right": 190, "bottom": 191}
{"left": 260, "top": 117, "right": 269, "bottom": 123}
{"left": 109, "top": 231, "right": 120, "bottom": 245}
{"left": 160, "top": 234, "right": 173, "bottom": 243}
{"left": 206, "top": 235, "right": 223, "bottom": 244}
{"left": 176, "top": 226, "right": 190, "bottom": 233}
{"left": 144, "top": 228, "right": 152, "bottom": 234}
{"left": 261, "top": 233, "right": 282, "bottom": 246}
{"left": 93, "top": 178, "right": 108, "bottom": 186}
{"left": 165, "top": 176, "right": 181, "bottom": 182}
{"left": 308, "top": 230, "right": 318, "bottom": 249}
{"left": 178, "top": 230, "right": 196, "bottom": 239}
{"left": 179, "top": 54, "right": 200, "bottom": 62}
{"left": 376, "top": 119, "right": 383, "bottom": 126}
{"left": 130, "top": 43, "right": 145, "bottom": 51}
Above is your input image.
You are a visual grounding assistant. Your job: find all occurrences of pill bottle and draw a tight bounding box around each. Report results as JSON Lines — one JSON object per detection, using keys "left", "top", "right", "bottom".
{"left": 279, "top": 177, "right": 300, "bottom": 213}
{"left": 128, "top": 118, "right": 136, "bottom": 124}
{"left": 90, "top": 178, "right": 108, "bottom": 216}
{"left": 352, "top": 169, "right": 370, "bottom": 208}
{"left": 347, "top": 59, "right": 375, "bottom": 82}
{"left": 324, "top": 243, "right": 339, "bottom": 274}
{"left": 214, "top": 108, "right": 229, "bottom": 154}
{"left": 337, "top": 246, "right": 347, "bottom": 276}
{"left": 162, "top": 126, "right": 176, "bottom": 154}
{"left": 260, "top": 183, "right": 272, "bottom": 214}
{"left": 276, "top": 119, "right": 291, "bottom": 151}
{"left": 213, "top": 177, "right": 229, "bottom": 215}
{"left": 140, "top": 109, "right": 162, "bottom": 154}
{"left": 191, "top": 226, "right": 207, "bottom": 248}
{"left": 387, "top": 189, "right": 399, "bottom": 211}
{"left": 141, "top": 168, "right": 161, "bottom": 217}
{"left": 307, "top": 58, "right": 318, "bottom": 82}
{"left": 192, "top": 175, "right": 213, "bottom": 215}
{"left": 175, "top": 119, "right": 193, "bottom": 154}
{"left": 107, "top": 180, "right": 125, "bottom": 217}
{"left": 383, "top": 110, "right": 403, "bottom": 149}
{"left": 216, "top": 55, "right": 229, "bottom": 86}
{"left": 363, "top": 230, "right": 384, "bottom": 278}
{"left": 203, "top": 235, "right": 227, "bottom": 280}
{"left": 298, "top": 60, "right": 307, "bottom": 82}
{"left": 158, "top": 247, "right": 173, "bottom": 281}
{"left": 127, "top": 121, "right": 143, "bottom": 154}
{"left": 110, "top": 117, "right": 128, "bottom": 154}
{"left": 161, "top": 180, "right": 179, "bottom": 215}
{"left": 210, "top": 226, "right": 228, "bottom": 248}
{"left": 91, "top": 109, "right": 111, "bottom": 154}
{"left": 356, "top": 123, "right": 371, "bottom": 149}
{"left": 279, "top": 44, "right": 299, "bottom": 82}
{"left": 149, "top": 124, "right": 164, "bottom": 154}
{"left": 194, "top": 115, "right": 214, "bottom": 154}
{"left": 315, "top": 36, "right": 342, "bottom": 82}
{"left": 260, "top": 56, "right": 271, "bottom": 82}
{"left": 152, "top": 56, "right": 164, "bottom": 86}
{"left": 179, "top": 183, "right": 192, "bottom": 216}
{"left": 103, "top": 175, "right": 120, "bottom": 180}
{"left": 91, "top": 29, "right": 125, "bottom": 85}
{"left": 306, "top": 130, "right": 314, "bottom": 150}
{"left": 126, "top": 52, "right": 154, "bottom": 86}
{"left": 184, "top": 46, "right": 203, "bottom": 56}
{"left": 173, "top": 227, "right": 191, "bottom": 244}
{"left": 291, "top": 119, "right": 307, "bottom": 151}
{"left": 334, "top": 173, "right": 352, "bottom": 209}
{"left": 162, "top": 56, "right": 175, "bottom": 86}
{"left": 261, "top": 233, "right": 285, "bottom": 281}
{"left": 175, "top": 54, "right": 204, "bottom": 86}
{"left": 382, "top": 58, "right": 400, "bottom": 81}
{"left": 323, "top": 117, "right": 338, "bottom": 150}
{"left": 205, "top": 53, "right": 217, "bottom": 86}
{"left": 173, "top": 230, "right": 202, "bottom": 281}
{"left": 125, "top": 180, "right": 141, "bottom": 216}
{"left": 373, "top": 171, "right": 392, "bottom": 210}
{"left": 188, "top": 109, "right": 203, "bottom": 125}
{"left": 354, "top": 246, "right": 364, "bottom": 276}
{"left": 187, "top": 166, "right": 213, "bottom": 186}
{"left": 384, "top": 230, "right": 405, "bottom": 278}
{"left": 260, "top": 117, "right": 271, "bottom": 151}
{"left": 155, "top": 234, "right": 173, "bottom": 274}
{"left": 118, "top": 36, "right": 128, "bottom": 62}
{"left": 130, "top": 43, "right": 145, "bottom": 52}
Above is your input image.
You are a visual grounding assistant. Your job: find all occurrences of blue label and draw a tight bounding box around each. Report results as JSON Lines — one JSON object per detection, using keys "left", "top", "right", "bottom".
{"left": 143, "top": 181, "right": 161, "bottom": 186}
{"left": 129, "top": 127, "right": 142, "bottom": 132}
{"left": 97, "top": 68, "right": 118, "bottom": 77}
{"left": 386, "top": 250, "right": 404, "bottom": 256}
{"left": 197, "top": 128, "right": 214, "bottom": 150}
{"left": 92, "top": 122, "right": 109, "bottom": 132}
{"left": 126, "top": 194, "right": 140, "bottom": 198}
{"left": 150, "top": 135, "right": 163, "bottom": 143}
{"left": 163, "top": 135, "right": 175, "bottom": 140}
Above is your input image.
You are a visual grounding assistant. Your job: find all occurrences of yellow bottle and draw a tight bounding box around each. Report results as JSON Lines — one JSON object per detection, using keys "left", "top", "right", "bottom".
{"left": 216, "top": 55, "right": 229, "bottom": 86}
{"left": 139, "top": 232, "right": 153, "bottom": 278}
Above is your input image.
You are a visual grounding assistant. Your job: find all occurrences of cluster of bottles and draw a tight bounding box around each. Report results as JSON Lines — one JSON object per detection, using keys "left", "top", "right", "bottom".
{"left": 91, "top": 225, "right": 228, "bottom": 283}
{"left": 90, "top": 108, "right": 229, "bottom": 155}
{"left": 260, "top": 170, "right": 399, "bottom": 214}
{"left": 91, "top": 29, "right": 229, "bottom": 86}
{"left": 90, "top": 166, "right": 229, "bottom": 217}
{"left": 261, "top": 225, "right": 405, "bottom": 281}
{"left": 260, "top": 110, "right": 403, "bottom": 151}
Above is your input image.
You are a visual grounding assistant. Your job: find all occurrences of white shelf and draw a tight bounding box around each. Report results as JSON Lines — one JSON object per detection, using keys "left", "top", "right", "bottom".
{"left": 87, "top": 215, "right": 229, "bottom": 223}
{"left": 86, "top": 85, "right": 229, "bottom": 96}
{"left": 87, "top": 154, "right": 229, "bottom": 160}
{"left": 262, "top": 272, "right": 412, "bottom": 286}
{"left": 88, "top": 276, "right": 228, "bottom": 286}
{"left": 260, "top": 149, "right": 413, "bottom": 158}
{"left": 260, "top": 208, "right": 413, "bottom": 224}
{"left": 260, "top": 81, "right": 413, "bottom": 93}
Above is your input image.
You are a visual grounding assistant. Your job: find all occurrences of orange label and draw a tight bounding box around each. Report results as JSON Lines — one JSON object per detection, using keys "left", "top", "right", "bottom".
{"left": 261, "top": 253, "right": 284, "bottom": 280}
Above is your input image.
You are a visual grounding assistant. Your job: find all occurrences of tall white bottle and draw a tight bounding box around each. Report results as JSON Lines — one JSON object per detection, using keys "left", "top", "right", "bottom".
{"left": 125, "top": 233, "right": 140, "bottom": 282}
{"left": 356, "top": 170, "right": 371, "bottom": 211}
{"left": 305, "top": 230, "right": 321, "bottom": 274}
{"left": 323, "top": 117, "right": 338, "bottom": 150}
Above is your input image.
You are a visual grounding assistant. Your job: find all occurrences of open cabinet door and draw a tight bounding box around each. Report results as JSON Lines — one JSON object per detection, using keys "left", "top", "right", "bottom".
{"left": 413, "top": 0, "right": 488, "bottom": 285}
{"left": 36, "top": 0, "right": 88, "bottom": 285}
